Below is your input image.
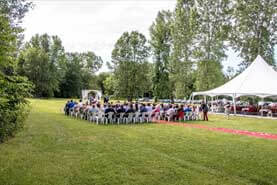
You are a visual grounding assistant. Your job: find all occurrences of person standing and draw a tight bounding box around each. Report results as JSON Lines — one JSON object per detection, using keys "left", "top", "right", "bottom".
{"left": 224, "top": 103, "right": 231, "bottom": 119}
{"left": 201, "top": 101, "right": 209, "bottom": 121}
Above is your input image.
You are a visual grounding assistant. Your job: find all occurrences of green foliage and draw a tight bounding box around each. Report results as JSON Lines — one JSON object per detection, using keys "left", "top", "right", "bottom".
{"left": 18, "top": 34, "right": 103, "bottom": 98}
{"left": 59, "top": 53, "right": 83, "bottom": 98}
{"left": 195, "top": 60, "right": 225, "bottom": 91}
{"left": 103, "top": 74, "right": 117, "bottom": 96}
{"left": 169, "top": 0, "right": 198, "bottom": 99}
{"left": 111, "top": 31, "right": 151, "bottom": 100}
{"left": 18, "top": 34, "right": 66, "bottom": 97}
{"left": 150, "top": 10, "right": 173, "bottom": 99}
{"left": 230, "top": 0, "right": 277, "bottom": 68}
{"left": 0, "top": 0, "right": 32, "bottom": 142}
{"left": 0, "top": 72, "right": 32, "bottom": 142}
{"left": 193, "top": 0, "right": 231, "bottom": 61}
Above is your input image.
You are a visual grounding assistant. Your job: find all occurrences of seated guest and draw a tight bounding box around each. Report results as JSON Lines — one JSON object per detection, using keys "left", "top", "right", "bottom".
{"left": 64, "top": 101, "right": 71, "bottom": 115}
{"left": 177, "top": 105, "right": 184, "bottom": 120}
{"left": 126, "top": 104, "right": 135, "bottom": 113}
{"left": 101, "top": 104, "right": 107, "bottom": 112}
{"left": 166, "top": 105, "right": 176, "bottom": 120}
{"left": 159, "top": 104, "right": 165, "bottom": 120}
{"left": 134, "top": 103, "right": 139, "bottom": 112}
{"left": 117, "top": 105, "right": 126, "bottom": 114}
{"left": 78, "top": 99, "right": 83, "bottom": 107}
{"left": 140, "top": 104, "right": 148, "bottom": 113}
{"left": 184, "top": 105, "right": 192, "bottom": 113}
{"left": 146, "top": 103, "right": 152, "bottom": 112}
{"left": 153, "top": 104, "right": 160, "bottom": 113}
{"left": 105, "top": 104, "right": 115, "bottom": 114}
{"left": 89, "top": 105, "right": 98, "bottom": 113}
{"left": 123, "top": 103, "right": 128, "bottom": 110}
{"left": 68, "top": 100, "right": 75, "bottom": 110}
{"left": 166, "top": 105, "right": 175, "bottom": 115}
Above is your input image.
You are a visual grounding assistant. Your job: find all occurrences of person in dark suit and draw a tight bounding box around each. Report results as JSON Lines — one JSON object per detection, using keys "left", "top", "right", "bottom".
{"left": 105, "top": 104, "right": 115, "bottom": 114}
{"left": 201, "top": 101, "right": 209, "bottom": 121}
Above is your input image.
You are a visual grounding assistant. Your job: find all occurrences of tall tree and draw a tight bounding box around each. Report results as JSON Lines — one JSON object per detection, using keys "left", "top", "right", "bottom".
{"left": 111, "top": 31, "right": 150, "bottom": 100}
{"left": 194, "top": 0, "right": 231, "bottom": 61}
{"left": 18, "top": 34, "right": 66, "bottom": 97}
{"left": 59, "top": 53, "right": 83, "bottom": 98}
{"left": 193, "top": 0, "right": 230, "bottom": 91}
{"left": 150, "top": 10, "right": 173, "bottom": 99}
{"left": 59, "top": 52, "right": 103, "bottom": 98}
{"left": 170, "top": 0, "right": 198, "bottom": 99}
{"left": 231, "top": 0, "right": 277, "bottom": 67}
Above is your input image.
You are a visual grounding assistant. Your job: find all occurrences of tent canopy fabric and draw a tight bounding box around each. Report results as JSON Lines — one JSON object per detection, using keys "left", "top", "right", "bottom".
{"left": 192, "top": 55, "right": 277, "bottom": 98}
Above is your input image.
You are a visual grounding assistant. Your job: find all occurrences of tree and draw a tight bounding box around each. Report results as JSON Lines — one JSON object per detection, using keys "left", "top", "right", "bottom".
{"left": 110, "top": 31, "right": 150, "bottom": 100}
{"left": 230, "top": 0, "right": 277, "bottom": 67}
{"left": 59, "top": 53, "right": 83, "bottom": 98}
{"left": 194, "top": 0, "right": 231, "bottom": 62}
{"left": 170, "top": 0, "right": 198, "bottom": 99}
{"left": 192, "top": 0, "right": 231, "bottom": 93}
{"left": 103, "top": 74, "right": 117, "bottom": 96}
{"left": 150, "top": 10, "right": 173, "bottom": 99}
{"left": 80, "top": 51, "right": 103, "bottom": 74}
{"left": 225, "top": 66, "right": 235, "bottom": 80}
{"left": 195, "top": 60, "right": 225, "bottom": 91}
{"left": 0, "top": 0, "right": 33, "bottom": 142}
{"left": 59, "top": 52, "right": 103, "bottom": 98}
{"left": 18, "top": 34, "right": 66, "bottom": 97}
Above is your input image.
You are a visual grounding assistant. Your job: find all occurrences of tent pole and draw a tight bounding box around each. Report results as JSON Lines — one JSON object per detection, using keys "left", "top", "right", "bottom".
{"left": 233, "top": 94, "right": 237, "bottom": 115}
{"left": 211, "top": 96, "right": 214, "bottom": 112}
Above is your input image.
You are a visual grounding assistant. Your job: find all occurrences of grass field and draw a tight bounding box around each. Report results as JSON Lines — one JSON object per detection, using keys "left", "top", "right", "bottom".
{"left": 0, "top": 99, "right": 277, "bottom": 185}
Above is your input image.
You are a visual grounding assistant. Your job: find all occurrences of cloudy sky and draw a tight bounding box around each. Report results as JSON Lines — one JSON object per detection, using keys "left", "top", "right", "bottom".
{"left": 23, "top": 0, "right": 242, "bottom": 72}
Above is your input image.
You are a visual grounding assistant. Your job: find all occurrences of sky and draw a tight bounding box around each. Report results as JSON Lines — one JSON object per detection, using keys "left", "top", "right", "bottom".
{"left": 22, "top": 0, "right": 242, "bottom": 72}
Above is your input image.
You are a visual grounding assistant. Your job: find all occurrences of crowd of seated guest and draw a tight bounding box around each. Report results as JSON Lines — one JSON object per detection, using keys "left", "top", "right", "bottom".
{"left": 64, "top": 99, "right": 201, "bottom": 123}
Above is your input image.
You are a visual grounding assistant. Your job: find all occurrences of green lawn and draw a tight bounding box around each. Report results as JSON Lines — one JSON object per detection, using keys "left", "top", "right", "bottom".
{"left": 0, "top": 99, "right": 277, "bottom": 185}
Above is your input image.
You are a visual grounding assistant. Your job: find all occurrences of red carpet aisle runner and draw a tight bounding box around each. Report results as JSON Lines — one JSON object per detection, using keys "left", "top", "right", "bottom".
{"left": 155, "top": 120, "right": 277, "bottom": 140}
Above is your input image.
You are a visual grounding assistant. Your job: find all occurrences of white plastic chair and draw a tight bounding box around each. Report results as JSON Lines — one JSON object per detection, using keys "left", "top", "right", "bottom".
{"left": 134, "top": 112, "right": 141, "bottom": 123}
{"left": 95, "top": 112, "right": 104, "bottom": 125}
{"left": 89, "top": 112, "right": 96, "bottom": 122}
{"left": 140, "top": 112, "right": 146, "bottom": 123}
{"left": 126, "top": 113, "right": 134, "bottom": 124}
{"left": 118, "top": 113, "right": 125, "bottom": 124}
{"left": 142, "top": 112, "right": 150, "bottom": 123}
{"left": 105, "top": 112, "right": 114, "bottom": 124}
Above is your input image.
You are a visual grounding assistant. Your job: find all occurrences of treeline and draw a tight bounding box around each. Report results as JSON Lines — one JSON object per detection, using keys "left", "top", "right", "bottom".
{"left": 17, "top": 0, "right": 276, "bottom": 101}
{"left": 17, "top": 34, "right": 103, "bottom": 98}
{"left": 107, "top": 0, "right": 277, "bottom": 100}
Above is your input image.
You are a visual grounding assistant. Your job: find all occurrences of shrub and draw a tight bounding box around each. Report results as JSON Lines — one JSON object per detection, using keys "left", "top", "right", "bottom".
{"left": 0, "top": 73, "right": 33, "bottom": 143}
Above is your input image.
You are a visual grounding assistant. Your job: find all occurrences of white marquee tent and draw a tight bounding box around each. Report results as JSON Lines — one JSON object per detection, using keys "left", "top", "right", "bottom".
{"left": 192, "top": 55, "right": 277, "bottom": 113}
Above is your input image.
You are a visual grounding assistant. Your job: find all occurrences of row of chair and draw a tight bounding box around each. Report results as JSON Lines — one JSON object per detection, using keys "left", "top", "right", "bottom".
{"left": 163, "top": 111, "right": 200, "bottom": 122}
{"left": 68, "top": 108, "right": 200, "bottom": 124}
{"left": 69, "top": 110, "right": 154, "bottom": 124}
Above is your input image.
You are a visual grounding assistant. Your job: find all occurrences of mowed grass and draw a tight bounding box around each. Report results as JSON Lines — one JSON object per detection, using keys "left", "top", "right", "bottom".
{"left": 191, "top": 114, "right": 277, "bottom": 134}
{"left": 0, "top": 99, "right": 276, "bottom": 185}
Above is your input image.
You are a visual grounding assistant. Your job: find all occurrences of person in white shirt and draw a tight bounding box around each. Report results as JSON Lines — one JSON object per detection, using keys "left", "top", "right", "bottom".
{"left": 146, "top": 103, "right": 152, "bottom": 112}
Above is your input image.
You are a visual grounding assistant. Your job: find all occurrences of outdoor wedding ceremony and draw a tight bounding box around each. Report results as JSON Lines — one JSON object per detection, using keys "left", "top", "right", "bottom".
{"left": 0, "top": 0, "right": 277, "bottom": 185}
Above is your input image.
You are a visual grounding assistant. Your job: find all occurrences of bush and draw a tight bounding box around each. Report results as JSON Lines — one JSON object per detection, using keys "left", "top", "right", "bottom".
{"left": 0, "top": 73, "right": 33, "bottom": 143}
{"left": 0, "top": 103, "right": 30, "bottom": 142}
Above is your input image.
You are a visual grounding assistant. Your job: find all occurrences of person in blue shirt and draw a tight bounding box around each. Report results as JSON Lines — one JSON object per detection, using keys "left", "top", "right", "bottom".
{"left": 68, "top": 100, "right": 75, "bottom": 109}
{"left": 140, "top": 104, "right": 148, "bottom": 113}
{"left": 184, "top": 105, "right": 192, "bottom": 113}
